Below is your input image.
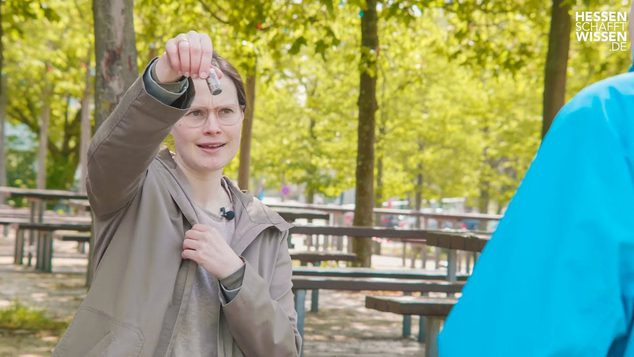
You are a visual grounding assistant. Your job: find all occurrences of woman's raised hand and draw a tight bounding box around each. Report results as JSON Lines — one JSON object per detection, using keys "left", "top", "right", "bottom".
{"left": 155, "top": 31, "right": 222, "bottom": 83}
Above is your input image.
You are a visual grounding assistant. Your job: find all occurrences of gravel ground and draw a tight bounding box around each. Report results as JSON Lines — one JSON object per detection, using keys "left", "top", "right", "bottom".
{"left": 0, "top": 232, "right": 432, "bottom": 356}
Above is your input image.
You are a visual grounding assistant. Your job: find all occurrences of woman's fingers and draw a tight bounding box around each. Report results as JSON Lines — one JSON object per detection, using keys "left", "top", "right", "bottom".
{"left": 164, "top": 38, "right": 181, "bottom": 76}
{"left": 183, "top": 237, "right": 200, "bottom": 251}
{"left": 186, "top": 31, "right": 202, "bottom": 79}
{"left": 156, "top": 31, "right": 216, "bottom": 82}
{"left": 177, "top": 34, "right": 191, "bottom": 77}
{"left": 199, "top": 33, "right": 214, "bottom": 79}
{"left": 182, "top": 249, "right": 198, "bottom": 262}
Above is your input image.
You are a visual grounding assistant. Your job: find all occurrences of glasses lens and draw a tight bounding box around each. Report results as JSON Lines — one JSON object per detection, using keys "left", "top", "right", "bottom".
{"left": 183, "top": 109, "right": 208, "bottom": 128}
{"left": 217, "top": 107, "right": 241, "bottom": 125}
{"left": 182, "top": 106, "right": 242, "bottom": 127}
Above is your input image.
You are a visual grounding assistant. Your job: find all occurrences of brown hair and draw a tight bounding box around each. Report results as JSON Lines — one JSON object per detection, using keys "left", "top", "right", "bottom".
{"left": 212, "top": 53, "right": 246, "bottom": 111}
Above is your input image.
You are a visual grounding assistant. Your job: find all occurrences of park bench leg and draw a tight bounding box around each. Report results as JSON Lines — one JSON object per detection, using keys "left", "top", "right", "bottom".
{"left": 294, "top": 289, "right": 307, "bottom": 339}
{"left": 418, "top": 315, "right": 426, "bottom": 342}
{"left": 402, "top": 314, "right": 411, "bottom": 337}
{"left": 14, "top": 229, "right": 24, "bottom": 265}
{"left": 402, "top": 292, "right": 412, "bottom": 337}
{"left": 45, "top": 232, "right": 53, "bottom": 272}
{"left": 402, "top": 242, "right": 407, "bottom": 266}
{"left": 434, "top": 247, "right": 440, "bottom": 269}
{"left": 29, "top": 230, "right": 37, "bottom": 267}
{"left": 310, "top": 289, "right": 319, "bottom": 312}
{"left": 447, "top": 249, "right": 457, "bottom": 297}
{"left": 424, "top": 317, "right": 442, "bottom": 357}
{"left": 465, "top": 251, "right": 471, "bottom": 273}
{"left": 447, "top": 250, "right": 457, "bottom": 281}
{"left": 35, "top": 232, "right": 43, "bottom": 271}
{"left": 422, "top": 247, "right": 428, "bottom": 269}
{"left": 457, "top": 251, "right": 462, "bottom": 272}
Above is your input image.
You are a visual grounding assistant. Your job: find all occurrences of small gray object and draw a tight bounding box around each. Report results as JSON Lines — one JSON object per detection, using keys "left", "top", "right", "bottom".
{"left": 206, "top": 70, "right": 222, "bottom": 95}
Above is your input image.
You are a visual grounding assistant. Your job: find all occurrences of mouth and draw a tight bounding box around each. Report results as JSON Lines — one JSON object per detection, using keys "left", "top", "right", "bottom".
{"left": 197, "top": 143, "right": 226, "bottom": 152}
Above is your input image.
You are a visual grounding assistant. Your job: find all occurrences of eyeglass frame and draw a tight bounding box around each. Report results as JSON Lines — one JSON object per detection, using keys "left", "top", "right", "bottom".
{"left": 180, "top": 104, "right": 246, "bottom": 128}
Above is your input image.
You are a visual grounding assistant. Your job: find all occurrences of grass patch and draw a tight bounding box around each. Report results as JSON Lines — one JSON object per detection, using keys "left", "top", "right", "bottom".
{"left": 0, "top": 301, "right": 67, "bottom": 333}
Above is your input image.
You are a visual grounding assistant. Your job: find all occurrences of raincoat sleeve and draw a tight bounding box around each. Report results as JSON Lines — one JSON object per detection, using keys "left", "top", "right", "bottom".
{"left": 219, "top": 230, "right": 302, "bottom": 356}
{"left": 86, "top": 59, "right": 193, "bottom": 217}
{"left": 439, "top": 74, "right": 634, "bottom": 356}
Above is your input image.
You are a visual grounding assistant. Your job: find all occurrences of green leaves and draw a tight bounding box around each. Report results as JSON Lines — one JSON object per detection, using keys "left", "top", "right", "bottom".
{"left": 289, "top": 36, "right": 307, "bottom": 54}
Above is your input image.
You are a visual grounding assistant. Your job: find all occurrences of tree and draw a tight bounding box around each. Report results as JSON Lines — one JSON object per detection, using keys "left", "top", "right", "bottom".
{"left": 542, "top": 0, "right": 571, "bottom": 138}
{"left": 0, "top": 0, "right": 48, "bottom": 189}
{"left": 351, "top": 0, "right": 379, "bottom": 267}
{"left": 93, "top": 0, "right": 137, "bottom": 129}
{"left": 5, "top": 0, "right": 91, "bottom": 190}
{"left": 0, "top": 0, "right": 5, "bottom": 189}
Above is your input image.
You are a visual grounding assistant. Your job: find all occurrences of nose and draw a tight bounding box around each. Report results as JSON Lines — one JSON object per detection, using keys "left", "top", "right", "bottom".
{"left": 202, "top": 111, "right": 222, "bottom": 134}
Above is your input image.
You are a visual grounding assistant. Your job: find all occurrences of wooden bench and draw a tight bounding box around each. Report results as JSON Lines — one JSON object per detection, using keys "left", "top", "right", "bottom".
{"left": 15, "top": 222, "right": 92, "bottom": 272}
{"left": 290, "top": 251, "right": 357, "bottom": 266}
{"left": 276, "top": 209, "right": 330, "bottom": 223}
{"left": 365, "top": 296, "right": 457, "bottom": 357}
{"left": 291, "top": 276, "right": 463, "bottom": 345}
{"left": 293, "top": 266, "right": 469, "bottom": 280}
{"left": 292, "top": 266, "right": 467, "bottom": 313}
{"left": 59, "top": 232, "right": 91, "bottom": 254}
{"left": 0, "top": 218, "right": 28, "bottom": 238}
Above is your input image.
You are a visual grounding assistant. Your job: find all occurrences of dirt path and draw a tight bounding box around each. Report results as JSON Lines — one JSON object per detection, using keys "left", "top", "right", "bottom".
{"left": 0, "top": 235, "right": 427, "bottom": 356}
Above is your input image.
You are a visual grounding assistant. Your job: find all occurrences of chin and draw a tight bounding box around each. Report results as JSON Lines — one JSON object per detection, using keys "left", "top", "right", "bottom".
{"left": 197, "top": 159, "right": 230, "bottom": 172}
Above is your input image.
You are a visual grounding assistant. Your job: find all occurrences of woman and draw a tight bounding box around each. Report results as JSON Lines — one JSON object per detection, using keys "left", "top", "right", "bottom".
{"left": 54, "top": 31, "right": 301, "bottom": 356}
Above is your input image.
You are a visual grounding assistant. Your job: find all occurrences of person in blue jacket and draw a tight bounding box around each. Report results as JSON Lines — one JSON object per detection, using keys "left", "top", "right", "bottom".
{"left": 439, "top": 6, "right": 634, "bottom": 356}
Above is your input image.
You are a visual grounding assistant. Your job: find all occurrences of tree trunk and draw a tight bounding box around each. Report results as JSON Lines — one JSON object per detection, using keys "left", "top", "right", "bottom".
{"left": 93, "top": 0, "right": 138, "bottom": 129}
{"left": 79, "top": 55, "right": 92, "bottom": 193}
{"left": 414, "top": 170, "right": 423, "bottom": 227}
{"left": 352, "top": 0, "right": 378, "bottom": 267}
{"left": 375, "top": 119, "right": 386, "bottom": 211}
{"left": 0, "top": 75, "right": 5, "bottom": 189}
{"left": 542, "top": 0, "right": 570, "bottom": 138}
{"left": 478, "top": 177, "right": 490, "bottom": 231}
{"left": 38, "top": 82, "right": 51, "bottom": 189}
{"left": 238, "top": 63, "right": 256, "bottom": 191}
{"left": 0, "top": 1, "right": 6, "bottom": 189}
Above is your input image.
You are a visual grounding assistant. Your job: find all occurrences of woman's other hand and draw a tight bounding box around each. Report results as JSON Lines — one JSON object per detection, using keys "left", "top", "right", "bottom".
{"left": 182, "top": 223, "right": 244, "bottom": 279}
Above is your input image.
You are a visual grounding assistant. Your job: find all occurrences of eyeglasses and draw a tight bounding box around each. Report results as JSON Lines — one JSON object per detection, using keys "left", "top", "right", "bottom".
{"left": 181, "top": 106, "right": 243, "bottom": 128}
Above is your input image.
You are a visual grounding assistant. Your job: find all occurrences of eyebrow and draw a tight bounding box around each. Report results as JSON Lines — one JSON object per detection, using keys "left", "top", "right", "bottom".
{"left": 187, "top": 103, "right": 240, "bottom": 109}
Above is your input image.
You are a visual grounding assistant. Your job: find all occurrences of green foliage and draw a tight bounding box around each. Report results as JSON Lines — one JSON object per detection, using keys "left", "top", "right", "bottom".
{"left": 5, "top": 0, "right": 631, "bottom": 212}
{"left": 4, "top": 0, "right": 92, "bottom": 190}
{"left": 0, "top": 301, "right": 67, "bottom": 333}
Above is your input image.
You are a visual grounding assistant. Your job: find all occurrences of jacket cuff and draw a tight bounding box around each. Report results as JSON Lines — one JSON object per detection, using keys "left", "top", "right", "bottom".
{"left": 219, "top": 263, "right": 245, "bottom": 303}
{"left": 140, "top": 58, "right": 194, "bottom": 109}
{"left": 144, "top": 60, "right": 188, "bottom": 105}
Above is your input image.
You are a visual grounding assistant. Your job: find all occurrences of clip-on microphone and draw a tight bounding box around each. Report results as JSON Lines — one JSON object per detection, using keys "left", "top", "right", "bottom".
{"left": 220, "top": 207, "right": 235, "bottom": 220}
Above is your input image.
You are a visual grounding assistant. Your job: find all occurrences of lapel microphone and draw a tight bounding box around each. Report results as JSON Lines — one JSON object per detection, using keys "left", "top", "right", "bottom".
{"left": 220, "top": 207, "right": 235, "bottom": 221}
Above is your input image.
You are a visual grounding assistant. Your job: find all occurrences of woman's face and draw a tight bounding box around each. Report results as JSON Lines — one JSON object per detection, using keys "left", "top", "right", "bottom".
{"left": 171, "top": 75, "right": 243, "bottom": 175}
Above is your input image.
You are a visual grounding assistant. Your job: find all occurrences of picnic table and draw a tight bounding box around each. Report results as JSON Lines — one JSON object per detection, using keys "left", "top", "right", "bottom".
{"left": 365, "top": 295, "right": 457, "bottom": 357}
{"left": 292, "top": 276, "right": 464, "bottom": 351}
{"left": 290, "top": 225, "right": 489, "bottom": 281}
{"left": 0, "top": 187, "right": 92, "bottom": 280}
{"left": 14, "top": 222, "right": 92, "bottom": 272}
{"left": 292, "top": 266, "right": 469, "bottom": 280}
{"left": 275, "top": 208, "right": 330, "bottom": 222}
{"left": 290, "top": 251, "right": 357, "bottom": 265}
{"left": 288, "top": 225, "right": 490, "bottom": 356}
